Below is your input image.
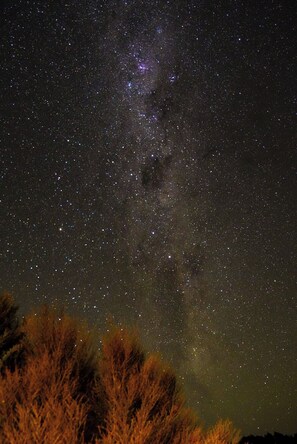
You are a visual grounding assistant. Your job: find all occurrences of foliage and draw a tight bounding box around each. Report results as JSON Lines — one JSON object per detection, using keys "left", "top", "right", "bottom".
{"left": 97, "top": 328, "right": 240, "bottom": 443}
{"left": 0, "top": 292, "right": 25, "bottom": 374}
{"left": 0, "top": 349, "right": 87, "bottom": 443}
{"left": 22, "top": 307, "right": 105, "bottom": 441}
{"left": 0, "top": 304, "right": 241, "bottom": 443}
{"left": 204, "top": 419, "right": 241, "bottom": 444}
{"left": 98, "top": 328, "right": 202, "bottom": 443}
{"left": 23, "top": 306, "right": 99, "bottom": 391}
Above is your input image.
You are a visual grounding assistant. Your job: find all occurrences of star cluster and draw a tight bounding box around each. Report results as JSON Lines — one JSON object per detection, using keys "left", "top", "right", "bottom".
{"left": 1, "top": 0, "right": 296, "bottom": 435}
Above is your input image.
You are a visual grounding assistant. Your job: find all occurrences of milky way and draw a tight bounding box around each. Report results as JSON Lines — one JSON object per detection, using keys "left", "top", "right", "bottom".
{"left": 1, "top": 0, "right": 296, "bottom": 435}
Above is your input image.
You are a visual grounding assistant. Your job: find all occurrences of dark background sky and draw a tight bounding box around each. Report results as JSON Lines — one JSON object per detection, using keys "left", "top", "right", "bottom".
{"left": 1, "top": 0, "right": 296, "bottom": 435}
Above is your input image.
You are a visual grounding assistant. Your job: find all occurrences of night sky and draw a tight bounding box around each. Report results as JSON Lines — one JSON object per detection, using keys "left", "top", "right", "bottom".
{"left": 1, "top": 0, "right": 297, "bottom": 436}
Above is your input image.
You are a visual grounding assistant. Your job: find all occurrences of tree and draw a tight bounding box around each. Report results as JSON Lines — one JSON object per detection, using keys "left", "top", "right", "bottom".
{"left": 23, "top": 306, "right": 105, "bottom": 440}
{"left": 0, "top": 306, "right": 104, "bottom": 443}
{"left": 0, "top": 347, "right": 88, "bottom": 443}
{"left": 204, "top": 419, "right": 241, "bottom": 444}
{"left": 0, "top": 304, "right": 241, "bottom": 443}
{"left": 97, "top": 327, "right": 204, "bottom": 443}
{"left": 97, "top": 328, "right": 241, "bottom": 443}
{"left": 0, "top": 292, "right": 25, "bottom": 374}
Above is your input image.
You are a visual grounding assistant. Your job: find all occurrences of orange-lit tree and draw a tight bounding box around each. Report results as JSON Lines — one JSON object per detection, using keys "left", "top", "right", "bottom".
{"left": 204, "top": 419, "right": 241, "bottom": 444}
{"left": 0, "top": 348, "right": 87, "bottom": 443}
{"left": 0, "top": 292, "right": 25, "bottom": 374}
{"left": 97, "top": 328, "right": 240, "bottom": 444}
{"left": 0, "top": 306, "right": 103, "bottom": 443}
{"left": 97, "top": 328, "right": 202, "bottom": 443}
{"left": 0, "top": 301, "right": 241, "bottom": 443}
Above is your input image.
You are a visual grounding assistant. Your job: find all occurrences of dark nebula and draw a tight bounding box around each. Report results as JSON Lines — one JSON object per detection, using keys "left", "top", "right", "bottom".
{"left": 141, "top": 155, "right": 172, "bottom": 189}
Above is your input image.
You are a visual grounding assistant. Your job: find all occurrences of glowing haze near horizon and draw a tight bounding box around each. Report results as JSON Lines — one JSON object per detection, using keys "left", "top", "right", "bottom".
{"left": 1, "top": 0, "right": 296, "bottom": 435}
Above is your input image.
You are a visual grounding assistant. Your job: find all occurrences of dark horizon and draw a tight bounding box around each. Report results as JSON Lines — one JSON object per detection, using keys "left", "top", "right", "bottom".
{"left": 240, "top": 433, "right": 297, "bottom": 444}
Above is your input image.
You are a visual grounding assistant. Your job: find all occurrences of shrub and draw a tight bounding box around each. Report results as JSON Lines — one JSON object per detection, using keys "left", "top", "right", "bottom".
{"left": 0, "top": 349, "right": 87, "bottom": 443}
{"left": 0, "top": 292, "right": 25, "bottom": 374}
{"left": 0, "top": 304, "right": 241, "bottom": 443}
{"left": 98, "top": 328, "right": 204, "bottom": 443}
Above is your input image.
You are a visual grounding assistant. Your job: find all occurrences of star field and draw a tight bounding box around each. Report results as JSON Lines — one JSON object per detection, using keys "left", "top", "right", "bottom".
{"left": 1, "top": 0, "right": 297, "bottom": 435}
